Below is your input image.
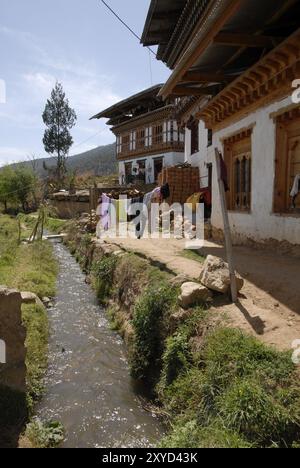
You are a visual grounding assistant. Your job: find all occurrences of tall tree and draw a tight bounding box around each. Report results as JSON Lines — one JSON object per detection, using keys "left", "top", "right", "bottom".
{"left": 42, "top": 82, "right": 77, "bottom": 187}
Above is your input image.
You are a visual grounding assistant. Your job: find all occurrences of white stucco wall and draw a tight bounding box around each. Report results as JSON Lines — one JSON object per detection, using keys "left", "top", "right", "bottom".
{"left": 210, "top": 95, "right": 300, "bottom": 245}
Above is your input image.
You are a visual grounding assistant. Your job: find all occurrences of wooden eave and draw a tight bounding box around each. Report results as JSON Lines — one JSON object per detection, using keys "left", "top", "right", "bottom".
{"left": 111, "top": 105, "right": 176, "bottom": 135}
{"left": 158, "top": 0, "right": 300, "bottom": 100}
{"left": 198, "top": 28, "right": 300, "bottom": 128}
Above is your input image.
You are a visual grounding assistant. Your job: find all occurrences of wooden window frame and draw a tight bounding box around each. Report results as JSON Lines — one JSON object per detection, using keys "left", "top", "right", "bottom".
{"left": 191, "top": 120, "right": 199, "bottom": 155}
{"left": 274, "top": 109, "right": 300, "bottom": 215}
{"left": 224, "top": 130, "right": 252, "bottom": 213}
{"left": 153, "top": 123, "right": 164, "bottom": 145}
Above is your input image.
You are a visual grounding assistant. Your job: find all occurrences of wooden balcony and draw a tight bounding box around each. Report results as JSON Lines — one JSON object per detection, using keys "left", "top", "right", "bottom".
{"left": 116, "top": 128, "right": 185, "bottom": 161}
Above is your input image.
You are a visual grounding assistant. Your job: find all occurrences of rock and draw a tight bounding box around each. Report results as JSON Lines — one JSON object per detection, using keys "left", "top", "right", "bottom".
{"left": 199, "top": 255, "right": 244, "bottom": 294}
{"left": 170, "top": 309, "right": 193, "bottom": 331}
{"left": 21, "top": 291, "right": 44, "bottom": 308}
{"left": 0, "top": 286, "right": 26, "bottom": 392}
{"left": 42, "top": 297, "right": 51, "bottom": 304}
{"left": 21, "top": 291, "right": 38, "bottom": 304}
{"left": 178, "top": 282, "right": 212, "bottom": 309}
{"left": 169, "top": 274, "right": 192, "bottom": 288}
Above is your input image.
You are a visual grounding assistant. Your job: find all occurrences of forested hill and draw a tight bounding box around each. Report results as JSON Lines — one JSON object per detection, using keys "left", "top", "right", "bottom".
{"left": 9, "top": 143, "right": 117, "bottom": 177}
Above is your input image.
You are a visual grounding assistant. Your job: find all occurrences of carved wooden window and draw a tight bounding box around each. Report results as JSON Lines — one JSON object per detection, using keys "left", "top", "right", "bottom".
{"left": 274, "top": 109, "right": 300, "bottom": 213}
{"left": 136, "top": 128, "right": 145, "bottom": 149}
{"left": 153, "top": 123, "right": 163, "bottom": 145}
{"left": 224, "top": 131, "right": 252, "bottom": 212}
{"left": 122, "top": 134, "right": 130, "bottom": 153}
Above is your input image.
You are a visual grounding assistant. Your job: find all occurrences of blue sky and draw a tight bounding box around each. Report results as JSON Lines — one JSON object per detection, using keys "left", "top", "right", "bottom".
{"left": 0, "top": 0, "right": 170, "bottom": 166}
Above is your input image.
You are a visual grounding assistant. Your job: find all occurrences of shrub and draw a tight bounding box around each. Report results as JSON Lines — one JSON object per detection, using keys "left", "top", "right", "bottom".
{"left": 159, "top": 332, "right": 191, "bottom": 389}
{"left": 159, "top": 367, "right": 207, "bottom": 421}
{"left": 130, "top": 285, "right": 177, "bottom": 381}
{"left": 25, "top": 419, "right": 64, "bottom": 448}
{"left": 92, "top": 256, "right": 117, "bottom": 304}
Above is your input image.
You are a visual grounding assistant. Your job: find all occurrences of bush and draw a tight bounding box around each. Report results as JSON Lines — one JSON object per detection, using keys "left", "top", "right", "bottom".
{"left": 159, "top": 332, "right": 191, "bottom": 389}
{"left": 92, "top": 256, "right": 117, "bottom": 304}
{"left": 159, "top": 368, "right": 206, "bottom": 417}
{"left": 25, "top": 419, "right": 64, "bottom": 448}
{"left": 130, "top": 285, "right": 177, "bottom": 381}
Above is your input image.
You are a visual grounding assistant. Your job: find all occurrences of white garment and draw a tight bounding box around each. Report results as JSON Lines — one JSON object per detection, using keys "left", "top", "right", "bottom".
{"left": 290, "top": 174, "right": 300, "bottom": 197}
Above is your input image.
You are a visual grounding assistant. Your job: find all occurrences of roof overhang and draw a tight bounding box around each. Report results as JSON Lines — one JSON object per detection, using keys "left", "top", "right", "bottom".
{"left": 141, "top": 0, "right": 187, "bottom": 61}
{"left": 90, "top": 84, "right": 163, "bottom": 122}
{"left": 157, "top": 0, "right": 300, "bottom": 99}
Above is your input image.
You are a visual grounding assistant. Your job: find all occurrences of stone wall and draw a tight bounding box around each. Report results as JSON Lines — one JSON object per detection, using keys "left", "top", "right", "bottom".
{"left": 48, "top": 190, "right": 90, "bottom": 219}
{"left": 0, "top": 287, "right": 26, "bottom": 393}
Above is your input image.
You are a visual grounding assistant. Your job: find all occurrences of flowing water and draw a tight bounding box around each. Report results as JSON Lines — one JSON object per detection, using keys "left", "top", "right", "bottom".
{"left": 36, "top": 242, "right": 163, "bottom": 448}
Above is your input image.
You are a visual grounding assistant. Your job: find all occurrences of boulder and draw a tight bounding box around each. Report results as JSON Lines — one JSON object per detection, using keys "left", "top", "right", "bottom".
{"left": 178, "top": 282, "right": 212, "bottom": 309}
{"left": 199, "top": 255, "right": 244, "bottom": 294}
{"left": 21, "top": 291, "right": 44, "bottom": 308}
{"left": 0, "top": 286, "right": 26, "bottom": 392}
{"left": 169, "top": 274, "right": 192, "bottom": 288}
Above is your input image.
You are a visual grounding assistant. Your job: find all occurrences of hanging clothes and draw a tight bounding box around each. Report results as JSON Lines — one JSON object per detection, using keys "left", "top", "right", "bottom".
{"left": 290, "top": 174, "right": 300, "bottom": 197}
{"left": 291, "top": 174, "right": 300, "bottom": 208}
{"left": 143, "top": 187, "right": 161, "bottom": 208}
{"left": 101, "top": 193, "right": 111, "bottom": 231}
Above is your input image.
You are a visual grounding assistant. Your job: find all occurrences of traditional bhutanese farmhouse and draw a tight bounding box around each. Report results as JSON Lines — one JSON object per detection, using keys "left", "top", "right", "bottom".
{"left": 142, "top": 0, "right": 300, "bottom": 246}
{"left": 91, "top": 85, "right": 185, "bottom": 185}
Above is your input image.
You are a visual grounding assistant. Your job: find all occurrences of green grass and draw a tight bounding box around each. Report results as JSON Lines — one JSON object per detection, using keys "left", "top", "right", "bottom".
{"left": 0, "top": 214, "right": 58, "bottom": 443}
{"left": 0, "top": 216, "right": 58, "bottom": 298}
{"left": 22, "top": 304, "right": 49, "bottom": 410}
{"left": 45, "top": 217, "right": 67, "bottom": 234}
{"left": 158, "top": 327, "right": 300, "bottom": 448}
{"left": 179, "top": 249, "right": 205, "bottom": 264}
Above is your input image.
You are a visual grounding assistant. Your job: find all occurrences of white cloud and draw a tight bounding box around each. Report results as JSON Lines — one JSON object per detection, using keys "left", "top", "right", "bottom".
{"left": 23, "top": 71, "right": 121, "bottom": 117}
{"left": 0, "top": 25, "right": 120, "bottom": 163}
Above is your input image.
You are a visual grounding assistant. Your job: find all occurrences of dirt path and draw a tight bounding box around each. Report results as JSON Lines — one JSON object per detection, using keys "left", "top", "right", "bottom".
{"left": 105, "top": 237, "right": 300, "bottom": 351}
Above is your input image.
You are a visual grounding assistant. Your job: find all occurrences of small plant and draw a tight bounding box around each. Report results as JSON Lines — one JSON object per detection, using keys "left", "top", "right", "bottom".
{"left": 130, "top": 284, "right": 177, "bottom": 381}
{"left": 25, "top": 419, "right": 65, "bottom": 448}
{"left": 159, "top": 332, "right": 191, "bottom": 390}
{"left": 92, "top": 256, "right": 118, "bottom": 303}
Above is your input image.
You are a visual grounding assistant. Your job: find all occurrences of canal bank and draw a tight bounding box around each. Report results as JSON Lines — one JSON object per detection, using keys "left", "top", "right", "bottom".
{"left": 36, "top": 241, "right": 164, "bottom": 448}
{"left": 63, "top": 227, "right": 300, "bottom": 449}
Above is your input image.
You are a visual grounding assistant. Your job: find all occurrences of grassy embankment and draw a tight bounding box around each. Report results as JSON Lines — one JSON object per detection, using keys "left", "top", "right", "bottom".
{"left": 67, "top": 228, "right": 300, "bottom": 449}
{"left": 0, "top": 214, "right": 59, "bottom": 446}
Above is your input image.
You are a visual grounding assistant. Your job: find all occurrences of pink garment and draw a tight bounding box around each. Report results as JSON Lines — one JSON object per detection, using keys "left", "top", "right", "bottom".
{"left": 101, "top": 193, "right": 111, "bottom": 231}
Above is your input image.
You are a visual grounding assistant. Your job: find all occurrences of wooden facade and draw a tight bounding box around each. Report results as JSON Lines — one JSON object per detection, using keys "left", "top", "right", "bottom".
{"left": 91, "top": 85, "right": 185, "bottom": 185}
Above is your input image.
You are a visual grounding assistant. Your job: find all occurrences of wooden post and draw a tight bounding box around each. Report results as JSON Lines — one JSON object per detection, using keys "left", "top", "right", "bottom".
{"left": 214, "top": 148, "right": 238, "bottom": 303}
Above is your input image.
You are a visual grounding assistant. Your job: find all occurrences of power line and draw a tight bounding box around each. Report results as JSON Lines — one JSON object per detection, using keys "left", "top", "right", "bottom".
{"left": 99, "top": 0, "right": 157, "bottom": 57}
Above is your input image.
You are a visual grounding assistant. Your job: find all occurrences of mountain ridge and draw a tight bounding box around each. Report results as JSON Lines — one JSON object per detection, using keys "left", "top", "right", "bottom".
{"left": 8, "top": 143, "right": 117, "bottom": 177}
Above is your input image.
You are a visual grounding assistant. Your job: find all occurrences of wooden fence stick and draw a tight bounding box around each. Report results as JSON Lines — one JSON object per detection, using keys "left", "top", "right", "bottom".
{"left": 215, "top": 148, "right": 238, "bottom": 303}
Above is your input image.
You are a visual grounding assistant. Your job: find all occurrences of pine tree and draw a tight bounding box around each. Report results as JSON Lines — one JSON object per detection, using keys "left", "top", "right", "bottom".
{"left": 42, "top": 82, "right": 77, "bottom": 187}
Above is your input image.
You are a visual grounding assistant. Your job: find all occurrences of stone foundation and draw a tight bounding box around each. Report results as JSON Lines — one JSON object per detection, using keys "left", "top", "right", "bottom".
{"left": 0, "top": 287, "right": 26, "bottom": 393}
